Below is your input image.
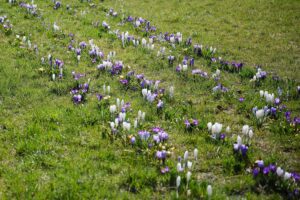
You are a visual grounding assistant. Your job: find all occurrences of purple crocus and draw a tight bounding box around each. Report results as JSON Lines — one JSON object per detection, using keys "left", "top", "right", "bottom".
{"left": 184, "top": 120, "right": 190, "bottom": 128}
{"left": 153, "top": 135, "right": 160, "bottom": 143}
{"left": 120, "top": 79, "right": 129, "bottom": 85}
{"left": 240, "top": 145, "right": 248, "bottom": 156}
{"left": 73, "top": 94, "right": 82, "bottom": 104}
{"left": 285, "top": 111, "right": 291, "bottom": 122}
{"left": 158, "top": 131, "right": 169, "bottom": 141}
{"left": 96, "top": 94, "right": 103, "bottom": 101}
{"left": 193, "top": 119, "right": 198, "bottom": 126}
{"left": 253, "top": 168, "right": 260, "bottom": 177}
{"left": 157, "top": 100, "right": 164, "bottom": 109}
{"left": 256, "top": 160, "right": 264, "bottom": 168}
{"left": 274, "top": 98, "right": 280, "bottom": 105}
{"left": 239, "top": 97, "right": 245, "bottom": 102}
{"left": 138, "top": 130, "right": 150, "bottom": 140}
{"left": 220, "top": 133, "right": 226, "bottom": 140}
{"left": 54, "top": 1, "right": 61, "bottom": 10}
{"left": 263, "top": 167, "right": 270, "bottom": 175}
{"left": 130, "top": 136, "right": 136, "bottom": 144}
{"left": 156, "top": 150, "right": 167, "bottom": 160}
{"left": 270, "top": 107, "right": 277, "bottom": 116}
{"left": 127, "top": 16, "right": 134, "bottom": 22}
{"left": 161, "top": 166, "right": 169, "bottom": 174}
{"left": 152, "top": 127, "right": 162, "bottom": 133}
{"left": 79, "top": 41, "right": 87, "bottom": 49}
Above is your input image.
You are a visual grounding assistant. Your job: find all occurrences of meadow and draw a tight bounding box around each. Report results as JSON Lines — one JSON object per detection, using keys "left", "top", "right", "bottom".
{"left": 0, "top": 0, "right": 299, "bottom": 199}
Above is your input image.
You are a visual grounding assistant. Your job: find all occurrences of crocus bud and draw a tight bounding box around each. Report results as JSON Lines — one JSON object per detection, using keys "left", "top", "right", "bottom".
{"left": 207, "top": 122, "right": 212, "bottom": 131}
{"left": 242, "top": 125, "right": 249, "bottom": 136}
{"left": 256, "top": 109, "right": 265, "bottom": 119}
{"left": 259, "top": 90, "right": 264, "bottom": 97}
{"left": 193, "top": 148, "right": 198, "bottom": 160}
{"left": 110, "top": 105, "right": 116, "bottom": 113}
{"left": 276, "top": 167, "right": 284, "bottom": 177}
{"left": 207, "top": 185, "right": 212, "bottom": 197}
{"left": 248, "top": 130, "right": 254, "bottom": 138}
{"left": 176, "top": 176, "right": 181, "bottom": 188}
{"left": 237, "top": 136, "right": 242, "bottom": 146}
{"left": 187, "top": 161, "right": 192, "bottom": 169}
{"left": 284, "top": 172, "right": 291, "bottom": 180}
{"left": 184, "top": 151, "right": 189, "bottom": 161}
{"left": 177, "top": 162, "right": 182, "bottom": 172}
{"left": 226, "top": 126, "right": 231, "bottom": 133}
{"left": 186, "top": 171, "right": 191, "bottom": 183}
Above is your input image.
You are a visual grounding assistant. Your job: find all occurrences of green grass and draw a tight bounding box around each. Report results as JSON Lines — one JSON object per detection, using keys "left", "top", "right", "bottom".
{"left": 0, "top": 0, "right": 299, "bottom": 199}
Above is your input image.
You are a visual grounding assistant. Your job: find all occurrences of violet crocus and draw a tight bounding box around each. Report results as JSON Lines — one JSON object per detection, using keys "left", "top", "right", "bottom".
{"left": 130, "top": 136, "right": 136, "bottom": 144}
{"left": 73, "top": 94, "right": 82, "bottom": 104}
{"left": 160, "top": 166, "right": 169, "bottom": 174}
{"left": 138, "top": 130, "right": 150, "bottom": 140}
{"left": 239, "top": 97, "right": 245, "bottom": 102}
{"left": 253, "top": 168, "right": 260, "bottom": 177}
{"left": 96, "top": 94, "right": 103, "bottom": 101}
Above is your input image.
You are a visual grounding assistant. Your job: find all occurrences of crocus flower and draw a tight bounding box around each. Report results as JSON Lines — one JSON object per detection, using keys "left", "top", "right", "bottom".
{"left": 256, "top": 109, "right": 265, "bottom": 119}
{"left": 207, "top": 185, "right": 212, "bottom": 197}
{"left": 73, "top": 94, "right": 82, "bottom": 104}
{"left": 253, "top": 168, "right": 260, "bottom": 177}
{"left": 186, "top": 171, "right": 192, "bottom": 184}
{"left": 284, "top": 172, "right": 292, "bottom": 180}
{"left": 160, "top": 166, "right": 169, "bottom": 174}
{"left": 157, "top": 100, "right": 164, "bottom": 109}
{"left": 276, "top": 167, "right": 284, "bottom": 177}
{"left": 138, "top": 130, "right": 150, "bottom": 140}
{"left": 130, "top": 136, "right": 136, "bottom": 144}
{"left": 240, "top": 145, "right": 248, "bottom": 156}
{"left": 193, "top": 148, "right": 198, "bottom": 160}
{"left": 263, "top": 166, "right": 270, "bottom": 175}
{"left": 256, "top": 160, "right": 264, "bottom": 168}
{"left": 96, "top": 94, "right": 103, "bottom": 101}
{"left": 184, "top": 151, "right": 189, "bottom": 161}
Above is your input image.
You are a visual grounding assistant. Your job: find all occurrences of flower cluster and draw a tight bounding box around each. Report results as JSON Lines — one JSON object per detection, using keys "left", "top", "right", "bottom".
{"left": 252, "top": 160, "right": 300, "bottom": 198}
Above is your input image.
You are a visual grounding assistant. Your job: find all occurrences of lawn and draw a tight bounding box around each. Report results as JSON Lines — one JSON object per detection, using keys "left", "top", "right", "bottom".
{"left": 0, "top": 0, "right": 299, "bottom": 199}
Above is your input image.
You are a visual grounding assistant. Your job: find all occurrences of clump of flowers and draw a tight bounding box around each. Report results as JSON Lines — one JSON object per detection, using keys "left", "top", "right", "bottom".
{"left": 70, "top": 71, "right": 89, "bottom": 104}
{"left": 252, "top": 160, "right": 300, "bottom": 198}
{"left": 233, "top": 135, "right": 249, "bottom": 158}
{"left": 0, "top": 15, "right": 13, "bottom": 34}
{"left": 207, "top": 122, "right": 226, "bottom": 141}
{"left": 184, "top": 118, "right": 199, "bottom": 132}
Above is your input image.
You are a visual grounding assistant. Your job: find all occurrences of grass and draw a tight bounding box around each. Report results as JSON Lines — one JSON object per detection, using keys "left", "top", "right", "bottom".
{"left": 0, "top": 0, "right": 299, "bottom": 199}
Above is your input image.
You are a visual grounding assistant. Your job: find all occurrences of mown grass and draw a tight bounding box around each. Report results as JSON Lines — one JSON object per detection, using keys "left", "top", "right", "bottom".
{"left": 0, "top": 0, "right": 299, "bottom": 199}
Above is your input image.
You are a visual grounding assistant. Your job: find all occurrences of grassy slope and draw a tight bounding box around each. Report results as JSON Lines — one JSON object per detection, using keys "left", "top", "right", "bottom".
{"left": 0, "top": 0, "right": 299, "bottom": 199}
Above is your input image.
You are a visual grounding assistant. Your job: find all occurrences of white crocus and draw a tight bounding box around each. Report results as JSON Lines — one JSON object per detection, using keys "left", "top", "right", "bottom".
{"left": 276, "top": 167, "right": 284, "bottom": 177}
{"left": 211, "top": 123, "right": 222, "bottom": 134}
{"left": 237, "top": 135, "right": 242, "bottom": 146}
{"left": 186, "top": 171, "right": 191, "bottom": 185}
{"left": 176, "top": 176, "right": 181, "bottom": 198}
{"left": 256, "top": 109, "right": 265, "bottom": 119}
{"left": 248, "top": 130, "right": 254, "bottom": 138}
{"left": 184, "top": 151, "right": 189, "bottom": 161}
{"left": 259, "top": 90, "right": 264, "bottom": 98}
{"left": 187, "top": 161, "right": 192, "bottom": 169}
{"left": 193, "top": 148, "right": 198, "bottom": 160}
{"left": 109, "top": 105, "right": 116, "bottom": 113}
{"left": 242, "top": 125, "right": 249, "bottom": 136}
{"left": 207, "top": 122, "right": 212, "bottom": 131}
{"left": 207, "top": 185, "right": 212, "bottom": 197}
{"left": 284, "top": 172, "right": 291, "bottom": 180}
{"left": 226, "top": 126, "right": 231, "bottom": 133}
